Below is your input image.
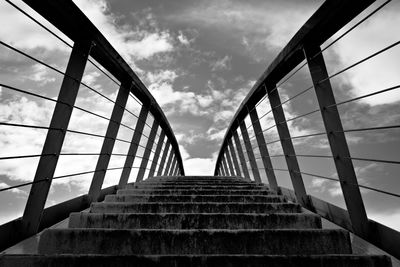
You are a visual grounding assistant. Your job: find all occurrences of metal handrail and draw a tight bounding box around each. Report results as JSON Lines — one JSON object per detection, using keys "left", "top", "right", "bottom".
{"left": 214, "top": 0, "right": 400, "bottom": 260}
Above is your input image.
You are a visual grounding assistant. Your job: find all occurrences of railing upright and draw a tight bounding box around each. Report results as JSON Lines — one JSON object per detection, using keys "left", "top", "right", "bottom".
{"left": 136, "top": 119, "right": 159, "bottom": 182}
{"left": 249, "top": 108, "right": 279, "bottom": 191}
{"left": 266, "top": 84, "right": 309, "bottom": 207}
{"left": 21, "top": 40, "right": 92, "bottom": 236}
{"left": 88, "top": 80, "right": 131, "bottom": 202}
{"left": 240, "top": 121, "right": 262, "bottom": 183}
{"left": 148, "top": 131, "right": 165, "bottom": 177}
{"left": 304, "top": 44, "right": 369, "bottom": 237}
{"left": 118, "top": 106, "right": 148, "bottom": 186}
{"left": 164, "top": 148, "right": 174, "bottom": 176}
{"left": 157, "top": 141, "right": 170, "bottom": 176}
{"left": 232, "top": 131, "right": 251, "bottom": 180}
{"left": 227, "top": 138, "right": 241, "bottom": 177}
{"left": 225, "top": 146, "right": 236, "bottom": 176}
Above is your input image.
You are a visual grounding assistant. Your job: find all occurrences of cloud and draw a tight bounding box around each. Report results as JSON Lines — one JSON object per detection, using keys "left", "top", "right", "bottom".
{"left": 177, "top": 31, "right": 190, "bottom": 46}
{"left": 0, "top": 0, "right": 72, "bottom": 51}
{"left": 369, "top": 210, "right": 400, "bottom": 231}
{"left": 310, "top": 178, "right": 343, "bottom": 197}
{"left": 0, "top": 182, "right": 28, "bottom": 196}
{"left": 211, "top": 55, "right": 232, "bottom": 71}
{"left": 328, "top": 2, "right": 400, "bottom": 106}
{"left": 169, "top": 0, "right": 319, "bottom": 60}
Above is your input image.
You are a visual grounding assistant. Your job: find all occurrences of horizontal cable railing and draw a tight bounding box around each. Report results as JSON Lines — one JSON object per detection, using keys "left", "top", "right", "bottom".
{"left": 215, "top": 0, "right": 400, "bottom": 260}
{"left": 0, "top": 0, "right": 184, "bottom": 252}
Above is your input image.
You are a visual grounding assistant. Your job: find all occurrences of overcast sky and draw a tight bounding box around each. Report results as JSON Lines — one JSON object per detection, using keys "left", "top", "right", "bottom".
{"left": 0, "top": 0, "right": 399, "bottom": 232}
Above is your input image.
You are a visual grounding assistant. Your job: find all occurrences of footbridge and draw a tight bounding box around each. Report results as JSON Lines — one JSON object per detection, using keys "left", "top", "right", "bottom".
{"left": 0, "top": 0, "right": 399, "bottom": 266}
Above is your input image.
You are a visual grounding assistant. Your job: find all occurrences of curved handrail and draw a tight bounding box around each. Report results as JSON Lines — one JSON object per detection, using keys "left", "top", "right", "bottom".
{"left": 214, "top": 0, "right": 400, "bottom": 260}
{"left": 0, "top": 0, "right": 184, "bottom": 251}
{"left": 22, "top": 0, "right": 184, "bottom": 175}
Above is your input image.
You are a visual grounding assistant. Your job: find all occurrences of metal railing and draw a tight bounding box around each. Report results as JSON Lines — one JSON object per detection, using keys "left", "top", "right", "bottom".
{"left": 0, "top": 0, "right": 184, "bottom": 251}
{"left": 215, "top": 0, "right": 399, "bottom": 260}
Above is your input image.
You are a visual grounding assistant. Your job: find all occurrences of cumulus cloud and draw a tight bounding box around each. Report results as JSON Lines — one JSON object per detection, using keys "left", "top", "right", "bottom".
{"left": 0, "top": 182, "right": 28, "bottom": 196}
{"left": 327, "top": 2, "right": 400, "bottom": 106}
{"left": 169, "top": 0, "right": 319, "bottom": 60}
{"left": 211, "top": 55, "right": 232, "bottom": 71}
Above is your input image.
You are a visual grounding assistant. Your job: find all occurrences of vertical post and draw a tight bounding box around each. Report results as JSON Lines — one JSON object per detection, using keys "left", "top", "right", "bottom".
{"left": 136, "top": 119, "right": 159, "bottom": 182}
{"left": 168, "top": 156, "right": 177, "bottom": 176}
{"left": 233, "top": 130, "right": 251, "bottom": 180}
{"left": 148, "top": 131, "right": 165, "bottom": 178}
{"left": 267, "top": 84, "right": 308, "bottom": 207}
{"left": 22, "top": 40, "right": 92, "bottom": 235}
{"left": 88, "top": 80, "right": 131, "bottom": 202}
{"left": 164, "top": 148, "right": 174, "bottom": 175}
{"left": 225, "top": 146, "right": 236, "bottom": 176}
{"left": 220, "top": 159, "right": 227, "bottom": 176}
{"left": 305, "top": 45, "right": 369, "bottom": 237}
{"left": 157, "top": 141, "right": 170, "bottom": 176}
{"left": 240, "top": 121, "right": 262, "bottom": 183}
{"left": 250, "top": 108, "right": 279, "bottom": 191}
{"left": 222, "top": 154, "right": 230, "bottom": 176}
{"left": 173, "top": 161, "right": 179, "bottom": 176}
{"left": 228, "top": 138, "right": 241, "bottom": 177}
{"left": 118, "top": 106, "right": 148, "bottom": 186}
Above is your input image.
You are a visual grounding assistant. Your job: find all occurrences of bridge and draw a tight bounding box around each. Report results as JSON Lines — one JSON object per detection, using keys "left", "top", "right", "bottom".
{"left": 0, "top": 0, "right": 399, "bottom": 265}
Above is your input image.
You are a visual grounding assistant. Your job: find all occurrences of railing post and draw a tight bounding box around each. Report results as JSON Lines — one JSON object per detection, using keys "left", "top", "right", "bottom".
{"left": 88, "top": 80, "right": 131, "bottom": 202}
{"left": 136, "top": 119, "right": 159, "bottom": 182}
{"left": 228, "top": 138, "right": 241, "bottom": 177}
{"left": 172, "top": 161, "right": 179, "bottom": 176}
{"left": 305, "top": 45, "right": 369, "bottom": 238}
{"left": 225, "top": 146, "right": 236, "bottom": 176}
{"left": 157, "top": 141, "right": 170, "bottom": 176}
{"left": 118, "top": 105, "right": 148, "bottom": 187}
{"left": 220, "top": 159, "right": 227, "bottom": 176}
{"left": 164, "top": 148, "right": 174, "bottom": 176}
{"left": 266, "top": 84, "right": 309, "bottom": 207}
{"left": 240, "top": 121, "right": 262, "bottom": 183}
{"left": 222, "top": 154, "right": 230, "bottom": 176}
{"left": 148, "top": 131, "right": 165, "bottom": 178}
{"left": 249, "top": 108, "right": 279, "bottom": 191}
{"left": 21, "top": 40, "right": 92, "bottom": 236}
{"left": 169, "top": 156, "right": 177, "bottom": 176}
{"left": 232, "top": 130, "right": 251, "bottom": 180}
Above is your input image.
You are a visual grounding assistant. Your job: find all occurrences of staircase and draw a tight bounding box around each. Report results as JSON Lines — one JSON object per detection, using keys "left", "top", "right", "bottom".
{"left": 0, "top": 176, "right": 392, "bottom": 266}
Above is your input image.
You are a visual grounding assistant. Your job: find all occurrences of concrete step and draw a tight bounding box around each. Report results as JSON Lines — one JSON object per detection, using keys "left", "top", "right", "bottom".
{"left": 68, "top": 213, "right": 322, "bottom": 229}
{"left": 136, "top": 181, "right": 260, "bottom": 186}
{"left": 117, "top": 189, "right": 275, "bottom": 195}
{"left": 145, "top": 176, "right": 245, "bottom": 181}
{"left": 38, "top": 229, "right": 351, "bottom": 255}
{"left": 0, "top": 255, "right": 392, "bottom": 267}
{"left": 126, "top": 185, "right": 269, "bottom": 190}
{"left": 90, "top": 202, "right": 302, "bottom": 214}
{"left": 104, "top": 194, "right": 285, "bottom": 203}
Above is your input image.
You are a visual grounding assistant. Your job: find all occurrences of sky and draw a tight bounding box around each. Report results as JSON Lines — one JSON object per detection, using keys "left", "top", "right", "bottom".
{"left": 0, "top": 0, "right": 399, "bottom": 232}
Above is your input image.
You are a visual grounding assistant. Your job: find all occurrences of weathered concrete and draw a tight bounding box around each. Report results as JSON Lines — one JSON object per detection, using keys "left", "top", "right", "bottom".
{"left": 90, "top": 202, "right": 302, "bottom": 214}
{"left": 5, "top": 175, "right": 392, "bottom": 266}
{"left": 0, "top": 254, "right": 392, "bottom": 267}
{"left": 38, "top": 229, "right": 351, "bottom": 255}
{"left": 104, "top": 194, "right": 285, "bottom": 203}
{"left": 69, "top": 213, "right": 322, "bottom": 229}
{"left": 117, "top": 188, "right": 274, "bottom": 195}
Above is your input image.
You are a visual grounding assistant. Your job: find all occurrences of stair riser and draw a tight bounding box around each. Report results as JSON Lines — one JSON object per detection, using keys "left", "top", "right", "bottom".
{"left": 68, "top": 213, "right": 322, "bottom": 229}
{"left": 90, "top": 203, "right": 302, "bottom": 214}
{"left": 126, "top": 185, "right": 269, "bottom": 190}
{"left": 38, "top": 229, "right": 351, "bottom": 255}
{"left": 0, "top": 255, "right": 391, "bottom": 267}
{"left": 117, "top": 189, "right": 274, "bottom": 195}
{"left": 140, "top": 180, "right": 257, "bottom": 185}
{"left": 104, "top": 195, "right": 284, "bottom": 203}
